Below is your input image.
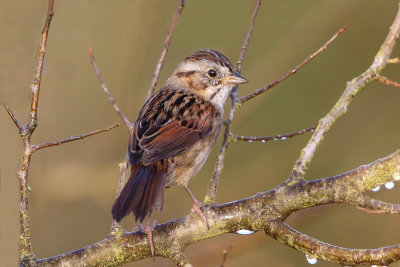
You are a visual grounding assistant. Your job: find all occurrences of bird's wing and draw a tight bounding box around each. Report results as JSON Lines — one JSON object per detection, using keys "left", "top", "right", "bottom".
{"left": 129, "top": 88, "right": 217, "bottom": 166}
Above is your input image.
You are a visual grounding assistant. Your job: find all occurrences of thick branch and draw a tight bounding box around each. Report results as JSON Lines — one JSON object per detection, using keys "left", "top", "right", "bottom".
{"left": 28, "top": 151, "right": 400, "bottom": 266}
{"left": 289, "top": 4, "right": 400, "bottom": 181}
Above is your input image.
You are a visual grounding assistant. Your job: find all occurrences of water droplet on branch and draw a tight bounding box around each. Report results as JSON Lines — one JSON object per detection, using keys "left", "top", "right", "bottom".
{"left": 236, "top": 229, "right": 255, "bottom": 235}
{"left": 384, "top": 181, "right": 395, "bottom": 189}
{"left": 306, "top": 255, "right": 317, "bottom": 264}
{"left": 372, "top": 186, "right": 381, "bottom": 192}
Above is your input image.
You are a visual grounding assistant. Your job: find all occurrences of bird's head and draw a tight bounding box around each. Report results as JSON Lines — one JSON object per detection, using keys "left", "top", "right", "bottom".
{"left": 167, "top": 49, "right": 248, "bottom": 108}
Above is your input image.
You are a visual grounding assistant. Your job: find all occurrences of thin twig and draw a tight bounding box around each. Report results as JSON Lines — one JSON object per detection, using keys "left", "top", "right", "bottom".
{"left": 205, "top": 0, "right": 261, "bottom": 204}
{"left": 349, "top": 195, "right": 400, "bottom": 214}
{"left": 88, "top": 46, "right": 133, "bottom": 130}
{"left": 110, "top": 158, "right": 129, "bottom": 233}
{"left": 288, "top": 6, "right": 400, "bottom": 181}
{"left": 146, "top": 0, "right": 185, "bottom": 100}
{"left": 378, "top": 75, "right": 400, "bottom": 87}
{"left": 27, "top": 0, "right": 55, "bottom": 133}
{"left": 236, "top": 0, "right": 261, "bottom": 73}
{"left": 33, "top": 123, "right": 119, "bottom": 151}
{"left": 19, "top": 0, "right": 55, "bottom": 263}
{"left": 388, "top": 57, "right": 399, "bottom": 64}
{"left": 4, "top": 105, "right": 22, "bottom": 130}
{"left": 220, "top": 245, "right": 234, "bottom": 267}
{"left": 231, "top": 126, "right": 315, "bottom": 143}
{"left": 238, "top": 26, "right": 346, "bottom": 104}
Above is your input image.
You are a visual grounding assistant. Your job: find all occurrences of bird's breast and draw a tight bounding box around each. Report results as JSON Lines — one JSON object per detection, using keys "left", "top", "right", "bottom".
{"left": 166, "top": 124, "right": 220, "bottom": 187}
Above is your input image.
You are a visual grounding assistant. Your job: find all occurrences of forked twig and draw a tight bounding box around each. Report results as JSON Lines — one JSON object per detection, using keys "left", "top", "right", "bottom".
{"left": 88, "top": 46, "right": 133, "bottom": 130}
{"left": 231, "top": 126, "right": 315, "bottom": 143}
{"left": 146, "top": 0, "right": 186, "bottom": 100}
{"left": 205, "top": 0, "right": 261, "bottom": 204}
{"left": 33, "top": 123, "right": 119, "bottom": 151}
{"left": 238, "top": 26, "right": 346, "bottom": 104}
{"left": 18, "top": 0, "right": 55, "bottom": 262}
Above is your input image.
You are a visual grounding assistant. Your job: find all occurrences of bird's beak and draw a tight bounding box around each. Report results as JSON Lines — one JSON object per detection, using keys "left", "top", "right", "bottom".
{"left": 223, "top": 71, "right": 249, "bottom": 85}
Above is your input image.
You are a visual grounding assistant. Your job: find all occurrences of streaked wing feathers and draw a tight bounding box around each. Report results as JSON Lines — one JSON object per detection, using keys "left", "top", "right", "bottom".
{"left": 129, "top": 87, "right": 217, "bottom": 167}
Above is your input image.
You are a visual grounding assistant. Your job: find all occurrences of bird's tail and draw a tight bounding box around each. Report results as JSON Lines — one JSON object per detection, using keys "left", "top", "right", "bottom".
{"left": 111, "top": 162, "right": 166, "bottom": 222}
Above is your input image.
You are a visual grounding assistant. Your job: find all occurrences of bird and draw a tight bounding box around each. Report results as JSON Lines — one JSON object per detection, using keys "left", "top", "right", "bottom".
{"left": 111, "top": 49, "right": 248, "bottom": 239}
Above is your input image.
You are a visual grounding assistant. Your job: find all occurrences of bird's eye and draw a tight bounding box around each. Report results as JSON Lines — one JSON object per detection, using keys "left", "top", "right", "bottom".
{"left": 207, "top": 69, "right": 217, "bottom": 77}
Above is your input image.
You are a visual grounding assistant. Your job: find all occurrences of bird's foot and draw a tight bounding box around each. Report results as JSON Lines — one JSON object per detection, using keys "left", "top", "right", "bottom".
{"left": 190, "top": 199, "right": 210, "bottom": 229}
{"left": 138, "top": 220, "right": 158, "bottom": 260}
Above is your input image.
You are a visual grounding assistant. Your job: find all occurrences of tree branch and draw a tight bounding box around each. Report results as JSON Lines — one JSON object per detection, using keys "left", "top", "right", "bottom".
{"left": 146, "top": 0, "right": 186, "bottom": 100}
{"left": 27, "top": 151, "right": 400, "bottom": 266}
{"left": 88, "top": 46, "right": 133, "bottom": 130}
{"left": 268, "top": 221, "right": 400, "bottom": 266}
{"left": 15, "top": 0, "right": 55, "bottom": 263}
{"left": 288, "top": 4, "right": 400, "bottom": 181}
{"left": 230, "top": 126, "right": 315, "bottom": 143}
{"left": 33, "top": 123, "right": 119, "bottom": 151}
{"left": 4, "top": 104, "right": 22, "bottom": 130}
{"left": 237, "top": 26, "right": 346, "bottom": 104}
{"left": 12, "top": 1, "right": 400, "bottom": 266}
{"left": 205, "top": 0, "right": 261, "bottom": 205}
{"left": 378, "top": 75, "right": 400, "bottom": 88}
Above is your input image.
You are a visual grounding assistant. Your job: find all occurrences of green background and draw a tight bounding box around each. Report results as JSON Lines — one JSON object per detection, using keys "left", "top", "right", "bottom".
{"left": 1, "top": 0, "right": 400, "bottom": 266}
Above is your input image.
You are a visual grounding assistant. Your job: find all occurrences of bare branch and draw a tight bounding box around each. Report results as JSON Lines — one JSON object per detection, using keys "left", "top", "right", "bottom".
{"left": 231, "top": 126, "right": 315, "bottom": 143}
{"left": 288, "top": 5, "right": 400, "bottom": 181}
{"left": 33, "top": 123, "right": 119, "bottom": 151}
{"left": 26, "top": 151, "right": 400, "bottom": 266}
{"left": 267, "top": 221, "right": 400, "bottom": 266}
{"left": 205, "top": 0, "right": 262, "bottom": 205}
{"left": 146, "top": 0, "right": 186, "bottom": 100}
{"left": 351, "top": 195, "right": 400, "bottom": 214}
{"left": 378, "top": 75, "right": 400, "bottom": 87}
{"left": 88, "top": 46, "right": 133, "bottom": 130}
{"left": 388, "top": 57, "right": 399, "bottom": 64}
{"left": 27, "top": 0, "right": 54, "bottom": 133}
{"left": 236, "top": 0, "right": 261, "bottom": 73}
{"left": 238, "top": 26, "right": 345, "bottom": 104}
{"left": 4, "top": 104, "right": 22, "bottom": 130}
{"left": 17, "top": 0, "right": 55, "bottom": 263}
{"left": 220, "top": 245, "right": 234, "bottom": 267}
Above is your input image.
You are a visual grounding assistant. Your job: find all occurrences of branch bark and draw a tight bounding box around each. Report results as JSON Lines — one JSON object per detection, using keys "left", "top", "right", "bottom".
{"left": 28, "top": 151, "right": 400, "bottom": 266}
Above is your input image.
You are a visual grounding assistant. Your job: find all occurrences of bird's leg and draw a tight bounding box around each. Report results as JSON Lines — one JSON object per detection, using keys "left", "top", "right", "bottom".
{"left": 138, "top": 218, "right": 158, "bottom": 260}
{"left": 182, "top": 184, "right": 210, "bottom": 229}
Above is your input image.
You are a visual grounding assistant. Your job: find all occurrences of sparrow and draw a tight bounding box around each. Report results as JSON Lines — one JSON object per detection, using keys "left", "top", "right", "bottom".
{"left": 111, "top": 49, "right": 248, "bottom": 230}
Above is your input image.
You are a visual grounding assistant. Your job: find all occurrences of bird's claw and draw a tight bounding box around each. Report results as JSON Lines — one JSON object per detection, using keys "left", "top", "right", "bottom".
{"left": 138, "top": 219, "right": 158, "bottom": 260}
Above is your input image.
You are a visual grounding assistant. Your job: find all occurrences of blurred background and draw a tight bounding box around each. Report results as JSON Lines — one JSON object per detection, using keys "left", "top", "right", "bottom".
{"left": 1, "top": 0, "right": 400, "bottom": 266}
